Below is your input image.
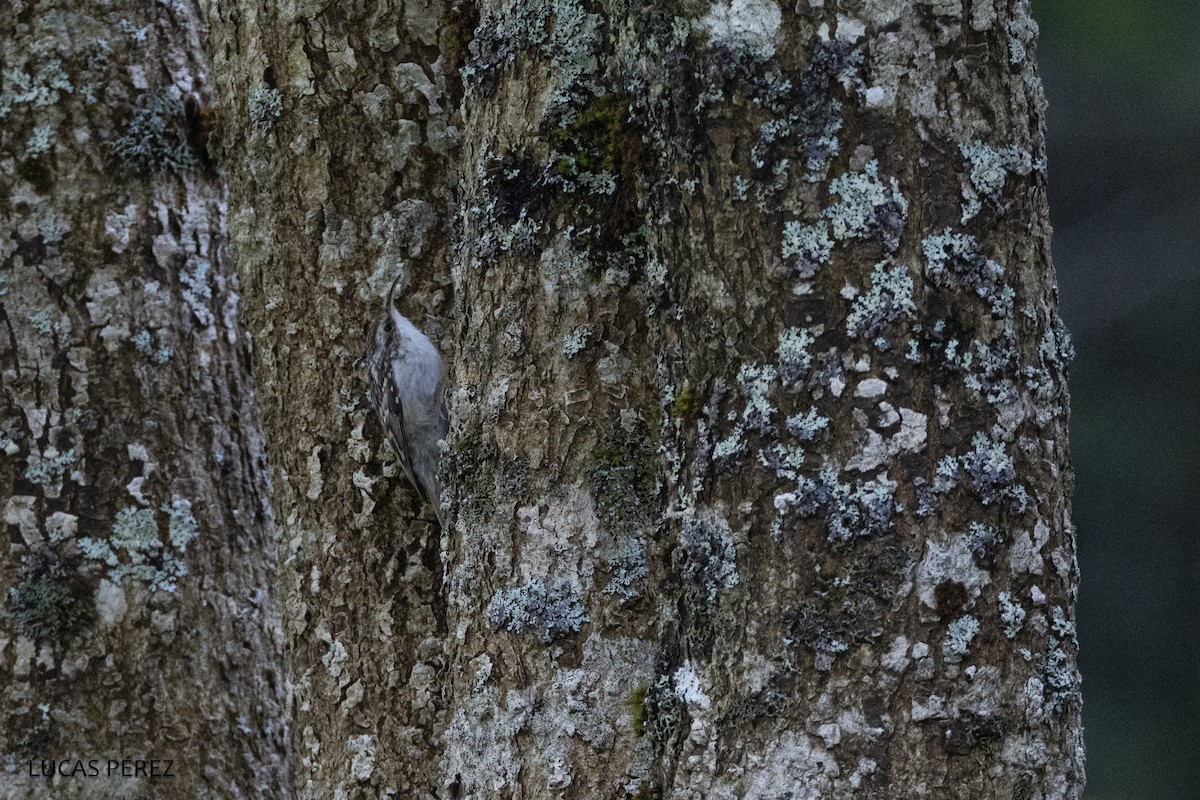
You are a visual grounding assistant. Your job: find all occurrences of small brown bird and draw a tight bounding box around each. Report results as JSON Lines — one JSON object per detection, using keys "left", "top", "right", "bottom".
{"left": 363, "top": 276, "right": 449, "bottom": 525}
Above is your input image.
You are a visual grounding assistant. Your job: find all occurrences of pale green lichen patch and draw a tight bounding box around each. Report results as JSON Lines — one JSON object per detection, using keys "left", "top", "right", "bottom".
{"left": 959, "top": 140, "right": 1031, "bottom": 221}
{"left": 747, "top": 39, "right": 860, "bottom": 177}
{"left": 163, "top": 496, "right": 200, "bottom": 551}
{"left": 781, "top": 222, "right": 833, "bottom": 278}
{"left": 736, "top": 362, "right": 779, "bottom": 434}
{"left": 27, "top": 310, "right": 59, "bottom": 335}
{"left": 825, "top": 160, "right": 908, "bottom": 251}
{"left": 942, "top": 614, "right": 980, "bottom": 661}
{"left": 998, "top": 591, "right": 1026, "bottom": 638}
{"left": 25, "top": 124, "right": 54, "bottom": 157}
{"left": 77, "top": 497, "right": 200, "bottom": 593}
{"left": 961, "top": 432, "right": 1028, "bottom": 510}
{"left": 24, "top": 447, "right": 76, "bottom": 487}
{"left": 180, "top": 258, "right": 215, "bottom": 325}
{"left": 912, "top": 315, "right": 1022, "bottom": 406}
{"left": 601, "top": 537, "right": 648, "bottom": 601}
{"left": 130, "top": 330, "right": 172, "bottom": 363}
{"left": 462, "top": 0, "right": 602, "bottom": 101}
{"left": 1038, "top": 318, "right": 1075, "bottom": 370}
{"left": 1008, "top": 36, "right": 1027, "bottom": 64}
{"left": 562, "top": 326, "right": 592, "bottom": 357}
{"left": 107, "top": 87, "right": 198, "bottom": 174}
{"left": 759, "top": 439, "right": 807, "bottom": 481}
{"left": 922, "top": 228, "right": 1006, "bottom": 307}
{"left": 776, "top": 466, "right": 898, "bottom": 541}
{"left": 1042, "top": 648, "right": 1079, "bottom": 714}
{"left": 248, "top": 86, "right": 282, "bottom": 131}
{"left": 845, "top": 260, "right": 916, "bottom": 343}
{"left": 0, "top": 59, "right": 73, "bottom": 117}
{"left": 785, "top": 407, "right": 829, "bottom": 442}
{"left": 485, "top": 578, "right": 588, "bottom": 643}
{"left": 917, "top": 432, "right": 1028, "bottom": 515}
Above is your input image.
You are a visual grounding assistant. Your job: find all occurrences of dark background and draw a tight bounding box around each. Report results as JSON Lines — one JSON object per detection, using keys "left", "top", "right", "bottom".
{"left": 1034, "top": 1, "right": 1200, "bottom": 797}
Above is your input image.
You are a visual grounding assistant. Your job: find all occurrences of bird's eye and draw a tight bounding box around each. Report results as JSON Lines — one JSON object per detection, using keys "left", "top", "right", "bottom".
{"left": 384, "top": 322, "right": 392, "bottom": 332}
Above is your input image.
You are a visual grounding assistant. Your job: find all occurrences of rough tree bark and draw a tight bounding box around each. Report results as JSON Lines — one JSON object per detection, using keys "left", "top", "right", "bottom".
{"left": 0, "top": 1, "right": 288, "bottom": 798}
{"left": 205, "top": 0, "right": 1083, "bottom": 798}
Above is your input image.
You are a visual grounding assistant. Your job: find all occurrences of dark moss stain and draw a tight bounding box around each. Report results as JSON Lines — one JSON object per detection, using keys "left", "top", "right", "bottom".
{"left": 625, "top": 685, "right": 648, "bottom": 737}
{"left": 486, "top": 151, "right": 551, "bottom": 224}
{"left": 943, "top": 713, "right": 1007, "bottom": 756}
{"left": 670, "top": 382, "right": 704, "bottom": 424}
{"left": 441, "top": 1, "right": 480, "bottom": 76}
{"left": 587, "top": 422, "right": 660, "bottom": 536}
{"left": 543, "top": 91, "right": 647, "bottom": 256}
{"left": 442, "top": 438, "right": 529, "bottom": 524}
{"left": 934, "top": 579, "right": 969, "bottom": 617}
{"left": 787, "top": 537, "right": 914, "bottom": 655}
{"left": 8, "top": 546, "right": 95, "bottom": 641}
{"left": 548, "top": 92, "right": 640, "bottom": 179}
{"left": 15, "top": 158, "right": 52, "bottom": 192}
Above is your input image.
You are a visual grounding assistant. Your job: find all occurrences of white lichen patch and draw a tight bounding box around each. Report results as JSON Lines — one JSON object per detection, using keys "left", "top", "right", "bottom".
{"left": 95, "top": 579, "right": 128, "bottom": 626}
{"left": 942, "top": 614, "right": 981, "bottom": 661}
{"left": 999, "top": 591, "right": 1026, "bottom": 638}
{"left": 959, "top": 140, "right": 1032, "bottom": 221}
{"left": 346, "top": 733, "right": 376, "bottom": 781}
{"left": 781, "top": 221, "right": 833, "bottom": 278}
{"left": 915, "top": 534, "right": 990, "bottom": 613}
{"left": 486, "top": 578, "right": 588, "bottom": 643}
{"left": 892, "top": 408, "right": 928, "bottom": 453}
{"left": 673, "top": 661, "right": 712, "bottom": 711}
{"left": 77, "top": 496, "right": 200, "bottom": 593}
{"left": 854, "top": 378, "right": 886, "bottom": 398}
{"left": 835, "top": 15, "right": 866, "bottom": 42}
{"left": 776, "top": 327, "right": 814, "bottom": 386}
{"left": 882, "top": 635, "right": 910, "bottom": 672}
{"left": 825, "top": 160, "right": 907, "bottom": 248}
{"left": 844, "top": 405, "right": 925, "bottom": 473}
{"left": 23, "top": 447, "right": 76, "bottom": 496}
{"left": 697, "top": 0, "right": 783, "bottom": 61}
{"left": 5, "top": 495, "right": 39, "bottom": 543}
{"left": 846, "top": 260, "right": 916, "bottom": 340}
{"left": 728, "top": 730, "right": 838, "bottom": 798}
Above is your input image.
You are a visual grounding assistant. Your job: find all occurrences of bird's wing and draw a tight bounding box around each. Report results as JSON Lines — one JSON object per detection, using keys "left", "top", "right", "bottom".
{"left": 383, "top": 378, "right": 424, "bottom": 504}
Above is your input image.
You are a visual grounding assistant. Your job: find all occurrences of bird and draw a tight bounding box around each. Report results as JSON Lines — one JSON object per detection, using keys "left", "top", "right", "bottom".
{"left": 363, "top": 275, "right": 449, "bottom": 525}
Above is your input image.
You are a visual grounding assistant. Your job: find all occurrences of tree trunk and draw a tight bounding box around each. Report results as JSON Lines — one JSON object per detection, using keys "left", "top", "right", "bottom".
{"left": 206, "top": 0, "right": 1083, "bottom": 798}
{"left": 0, "top": 1, "right": 288, "bottom": 797}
